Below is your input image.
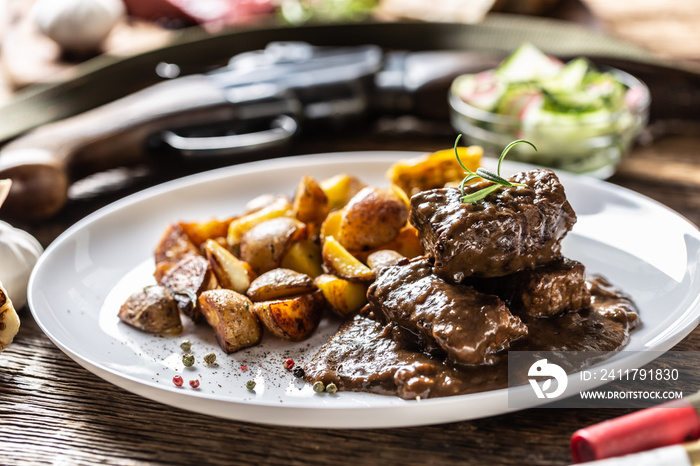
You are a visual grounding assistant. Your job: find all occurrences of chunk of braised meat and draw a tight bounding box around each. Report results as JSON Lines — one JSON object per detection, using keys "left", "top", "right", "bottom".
{"left": 367, "top": 257, "right": 527, "bottom": 366}
{"left": 468, "top": 259, "right": 591, "bottom": 318}
{"left": 410, "top": 169, "right": 576, "bottom": 282}
{"left": 586, "top": 275, "right": 639, "bottom": 330}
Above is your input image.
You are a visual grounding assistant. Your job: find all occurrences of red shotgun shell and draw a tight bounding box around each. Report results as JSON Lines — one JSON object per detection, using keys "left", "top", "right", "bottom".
{"left": 571, "top": 399, "right": 700, "bottom": 463}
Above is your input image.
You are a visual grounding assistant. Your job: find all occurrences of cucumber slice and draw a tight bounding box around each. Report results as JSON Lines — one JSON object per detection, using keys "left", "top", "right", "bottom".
{"left": 453, "top": 72, "right": 506, "bottom": 111}
{"left": 496, "top": 84, "right": 542, "bottom": 118}
{"left": 543, "top": 90, "right": 605, "bottom": 112}
{"left": 545, "top": 58, "right": 589, "bottom": 92}
{"left": 584, "top": 73, "right": 626, "bottom": 109}
{"left": 495, "top": 43, "right": 562, "bottom": 83}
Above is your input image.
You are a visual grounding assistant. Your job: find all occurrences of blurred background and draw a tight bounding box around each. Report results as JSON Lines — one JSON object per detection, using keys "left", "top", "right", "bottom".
{"left": 0, "top": 0, "right": 697, "bottom": 103}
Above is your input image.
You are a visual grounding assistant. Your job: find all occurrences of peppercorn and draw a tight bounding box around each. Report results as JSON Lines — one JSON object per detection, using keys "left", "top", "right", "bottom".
{"left": 203, "top": 352, "right": 216, "bottom": 365}
{"left": 283, "top": 358, "right": 294, "bottom": 370}
{"left": 182, "top": 353, "right": 195, "bottom": 367}
{"left": 293, "top": 366, "right": 305, "bottom": 378}
{"left": 325, "top": 383, "right": 338, "bottom": 394}
{"left": 189, "top": 379, "right": 200, "bottom": 389}
{"left": 180, "top": 340, "right": 192, "bottom": 352}
{"left": 312, "top": 381, "right": 325, "bottom": 393}
{"left": 246, "top": 380, "right": 256, "bottom": 390}
{"left": 172, "top": 375, "right": 183, "bottom": 387}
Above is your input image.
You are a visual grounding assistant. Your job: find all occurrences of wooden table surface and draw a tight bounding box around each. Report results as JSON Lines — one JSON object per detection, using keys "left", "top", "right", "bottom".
{"left": 2, "top": 6, "right": 700, "bottom": 466}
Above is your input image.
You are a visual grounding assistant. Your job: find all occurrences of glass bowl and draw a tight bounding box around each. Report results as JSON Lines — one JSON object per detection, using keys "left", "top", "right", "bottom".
{"left": 449, "top": 67, "right": 650, "bottom": 178}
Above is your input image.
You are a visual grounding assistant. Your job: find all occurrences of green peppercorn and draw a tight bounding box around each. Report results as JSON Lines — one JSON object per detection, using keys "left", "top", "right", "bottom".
{"left": 203, "top": 352, "right": 216, "bottom": 365}
{"left": 182, "top": 353, "right": 195, "bottom": 367}
{"left": 180, "top": 340, "right": 192, "bottom": 352}
{"left": 312, "top": 381, "right": 325, "bottom": 393}
{"left": 246, "top": 380, "right": 256, "bottom": 390}
{"left": 325, "top": 383, "right": 338, "bottom": 394}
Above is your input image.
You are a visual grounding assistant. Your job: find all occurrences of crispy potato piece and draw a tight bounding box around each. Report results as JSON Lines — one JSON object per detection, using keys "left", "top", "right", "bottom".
{"left": 292, "top": 175, "right": 330, "bottom": 225}
{"left": 314, "top": 274, "right": 367, "bottom": 318}
{"left": 387, "top": 146, "right": 482, "bottom": 196}
{"left": 159, "top": 255, "right": 217, "bottom": 323}
{"left": 390, "top": 183, "right": 411, "bottom": 210}
{"left": 253, "top": 291, "right": 323, "bottom": 341}
{"left": 179, "top": 218, "right": 234, "bottom": 247}
{"left": 119, "top": 285, "right": 183, "bottom": 335}
{"left": 352, "top": 225, "right": 424, "bottom": 262}
{"left": 199, "top": 289, "right": 262, "bottom": 353}
{"left": 337, "top": 187, "right": 409, "bottom": 251}
{"left": 320, "top": 210, "right": 342, "bottom": 240}
{"left": 240, "top": 217, "right": 307, "bottom": 275}
{"left": 203, "top": 239, "right": 253, "bottom": 294}
{"left": 247, "top": 268, "right": 315, "bottom": 302}
{"left": 227, "top": 196, "right": 292, "bottom": 248}
{"left": 154, "top": 223, "right": 199, "bottom": 269}
{"left": 244, "top": 193, "right": 289, "bottom": 215}
{"left": 322, "top": 236, "right": 373, "bottom": 282}
{"left": 320, "top": 174, "right": 366, "bottom": 210}
{"left": 280, "top": 240, "right": 323, "bottom": 278}
{"left": 366, "top": 250, "right": 406, "bottom": 271}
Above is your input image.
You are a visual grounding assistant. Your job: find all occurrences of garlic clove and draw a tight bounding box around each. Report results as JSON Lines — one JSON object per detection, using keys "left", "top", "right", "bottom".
{"left": 32, "top": 0, "right": 126, "bottom": 54}
{"left": 0, "top": 179, "right": 9, "bottom": 207}
{"left": 0, "top": 221, "right": 43, "bottom": 309}
{"left": 0, "top": 281, "right": 20, "bottom": 352}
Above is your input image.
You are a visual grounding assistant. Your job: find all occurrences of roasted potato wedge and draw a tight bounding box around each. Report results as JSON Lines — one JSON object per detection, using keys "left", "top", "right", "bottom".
{"left": 247, "top": 268, "right": 315, "bottom": 302}
{"left": 199, "top": 289, "right": 262, "bottom": 353}
{"left": 386, "top": 145, "right": 482, "bottom": 196}
{"left": 280, "top": 240, "right": 323, "bottom": 278}
{"left": 365, "top": 250, "right": 406, "bottom": 271}
{"left": 252, "top": 291, "right": 323, "bottom": 341}
{"left": 320, "top": 210, "right": 342, "bottom": 241}
{"left": 240, "top": 217, "right": 307, "bottom": 275}
{"left": 159, "top": 255, "right": 218, "bottom": 323}
{"left": 178, "top": 217, "right": 233, "bottom": 247}
{"left": 204, "top": 239, "right": 253, "bottom": 294}
{"left": 352, "top": 225, "right": 424, "bottom": 263}
{"left": 244, "top": 193, "right": 289, "bottom": 215}
{"left": 322, "top": 236, "right": 373, "bottom": 282}
{"left": 292, "top": 175, "right": 329, "bottom": 225}
{"left": 314, "top": 273, "right": 367, "bottom": 318}
{"left": 337, "top": 187, "right": 409, "bottom": 251}
{"left": 320, "top": 174, "right": 366, "bottom": 210}
{"left": 227, "top": 196, "right": 292, "bottom": 248}
{"left": 154, "top": 223, "right": 200, "bottom": 269}
{"left": 119, "top": 285, "right": 183, "bottom": 335}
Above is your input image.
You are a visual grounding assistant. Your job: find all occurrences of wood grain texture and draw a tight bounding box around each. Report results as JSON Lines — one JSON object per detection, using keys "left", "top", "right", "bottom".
{"left": 1, "top": 128, "right": 699, "bottom": 465}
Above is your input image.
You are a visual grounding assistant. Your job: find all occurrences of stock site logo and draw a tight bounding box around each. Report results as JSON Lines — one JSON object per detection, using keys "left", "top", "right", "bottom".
{"left": 528, "top": 359, "right": 568, "bottom": 399}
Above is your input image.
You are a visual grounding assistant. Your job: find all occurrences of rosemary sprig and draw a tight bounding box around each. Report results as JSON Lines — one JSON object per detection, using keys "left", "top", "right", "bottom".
{"left": 454, "top": 136, "right": 537, "bottom": 204}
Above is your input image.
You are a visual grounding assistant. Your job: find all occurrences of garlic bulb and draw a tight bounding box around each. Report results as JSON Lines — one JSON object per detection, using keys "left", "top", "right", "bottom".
{"left": 0, "top": 280, "right": 20, "bottom": 351}
{"left": 0, "top": 221, "right": 43, "bottom": 309}
{"left": 32, "top": 0, "right": 125, "bottom": 53}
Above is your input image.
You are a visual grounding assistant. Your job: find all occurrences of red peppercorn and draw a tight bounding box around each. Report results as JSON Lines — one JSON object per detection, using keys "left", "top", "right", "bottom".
{"left": 189, "top": 379, "right": 200, "bottom": 389}
{"left": 284, "top": 358, "right": 294, "bottom": 370}
{"left": 172, "top": 375, "right": 183, "bottom": 387}
{"left": 240, "top": 365, "right": 248, "bottom": 371}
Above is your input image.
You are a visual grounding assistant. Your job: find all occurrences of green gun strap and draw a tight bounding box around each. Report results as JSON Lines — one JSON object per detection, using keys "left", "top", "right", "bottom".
{"left": 0, "top": 13, "right": 678, "bottom": 144}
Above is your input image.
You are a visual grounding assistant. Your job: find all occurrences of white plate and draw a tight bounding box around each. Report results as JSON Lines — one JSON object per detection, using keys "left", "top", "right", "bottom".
{"left": 29, "top": 152, "right": 700, "bottom": 428}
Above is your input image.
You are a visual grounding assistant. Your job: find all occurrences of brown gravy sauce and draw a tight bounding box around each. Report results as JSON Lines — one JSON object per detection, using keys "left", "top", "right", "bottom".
{"left": 304, "top": 275, "right": 639, "bottom": 399}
